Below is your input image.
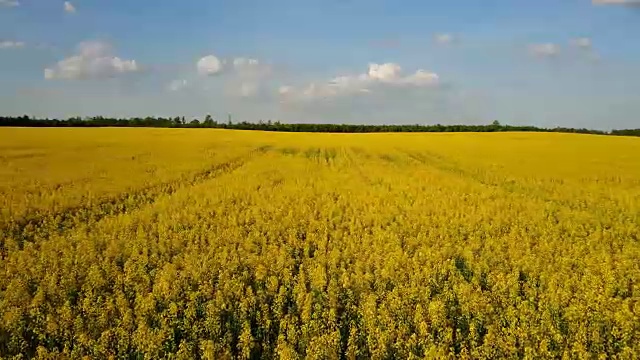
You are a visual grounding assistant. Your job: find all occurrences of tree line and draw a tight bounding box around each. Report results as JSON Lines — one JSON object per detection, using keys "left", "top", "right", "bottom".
{"left": 1, "top": 115, "right": 639, "bottom": 136}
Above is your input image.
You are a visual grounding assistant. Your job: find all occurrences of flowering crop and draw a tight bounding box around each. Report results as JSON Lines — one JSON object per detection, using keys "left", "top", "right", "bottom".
{"left": 1, "top": 128, "right": 639, "bottom": 359}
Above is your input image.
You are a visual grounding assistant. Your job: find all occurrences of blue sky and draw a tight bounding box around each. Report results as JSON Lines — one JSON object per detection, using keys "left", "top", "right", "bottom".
{"left": 1, "top": 0, "right": 639, "bottom": 129}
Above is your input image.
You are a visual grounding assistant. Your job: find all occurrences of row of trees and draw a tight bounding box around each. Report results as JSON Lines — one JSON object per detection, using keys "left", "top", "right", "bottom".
{"left": 1, "top": 115, "right": 638, "bottom": 136}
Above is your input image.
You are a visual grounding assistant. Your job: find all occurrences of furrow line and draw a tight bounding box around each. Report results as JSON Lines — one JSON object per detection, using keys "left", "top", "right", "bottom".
{"left": 0, "top": 146, "right": 271, "bottom": 256}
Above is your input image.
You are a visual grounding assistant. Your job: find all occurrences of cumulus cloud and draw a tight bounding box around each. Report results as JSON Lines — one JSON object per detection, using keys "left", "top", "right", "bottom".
{"left": 64, "top": 1, "right": 76, "bottom": 13}
{"left": 197, "top": 55, "right": 223, "bottom": 76}
{"left": 0, "top": 40, "right": 25, "bottom": 49}
{"left": 365, "top": 64, "right": 439, "bottom": 86}
{"left": 402, "top": 70, "right": 441, "bottom": 86}
{"left": 233, "top": 57, "right": 272, "bottom": 78}
{"left": 0, "top": 0, "right": 19, "bottom": 7}
{"left": 44, "top": 40, "right": 139, "bottom": 80}
{"left": 196, "top": 55, "right": 271, "bottom": 78}
{"left": 593, "top": 0, "right": 640, "bottom": 5}
{"left": 233, "top": 57, "right": 259, "bottom": 69}
{"left": 368, "top": 63, "right": 402, "bottom": 82}
{"left": 193, "top": 54, "right": 275, "bottom": 98}
{"left": 571, "top": 37, "right": 592, "bottom": 49}
{"left": 280, "top": 62, "right": 439, "bottom": 101}
{"left": 226, "top": 57, "right": 272, "bottom": 98}
{"left": 528, "top": 43, "right": 561, "bottom": 58}
{"left": 434, "top": 33, "right": 455, "bottom": 45}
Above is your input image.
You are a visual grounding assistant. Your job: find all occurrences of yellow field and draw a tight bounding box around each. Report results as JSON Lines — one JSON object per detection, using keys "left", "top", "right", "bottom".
{"left": 1, "top": 128, "right": 639, "bottom": 359}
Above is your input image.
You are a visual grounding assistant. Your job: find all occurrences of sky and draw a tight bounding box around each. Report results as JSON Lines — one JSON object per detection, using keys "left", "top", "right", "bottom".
{"left": 1, "top": 0, "right": 639, "bottom": 129}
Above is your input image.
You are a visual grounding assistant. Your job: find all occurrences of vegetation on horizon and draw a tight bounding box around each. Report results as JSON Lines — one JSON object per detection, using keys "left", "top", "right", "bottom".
{"left": 1, "top": 128, "right": 639, "bottom": 358}
{"left": 1, "top": 115, "right": 639, "bottom": 136}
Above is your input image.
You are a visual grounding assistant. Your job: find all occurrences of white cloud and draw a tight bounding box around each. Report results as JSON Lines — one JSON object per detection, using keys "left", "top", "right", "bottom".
{"left": 0, "top": 0, "right": 19, "bottom": 7}
{"left": 528, "top": 43, "right": 561, "bottom": 58}
{"left": 402, "top": 70, "right": 440, "bottom": 86}
{"left": 191, "top": 54, "right": 272, "bottom": 99}
{"left": 191, "top": 54, "right": 272, "bottom": 98}
{"left": 280, "top": 62, "right": 439, "bottom": 101}
{"left": 434, "top": 33, "right": 455, "bottom": 45}
{"left": 225, "top": 57, "right": 272, "bottom": 98}
{"left": 64, "top": 1, "right": 76, "bottom": 13}
{"left": 44, "top": 40, "right": 139, "bottom": 80}
{"left": 571, "top": 37, "right": 592, "bottom": 49}
{"left": 0, "top": 40, "right": 25, "bottom": 49}
{"left": 233, "top": 57, "right": 259, "bottom": 69}
{"left": 197, "top": 55, "right": 223, "bottom": 76}
{"left": 304, "top": 78, "right": 369, "bottom": 99}
{"left": 368, "top": 63, "right": 402, "bottom": 82}
{"left": 195, "top": 54, "right": 271, "bottom": 77}
{"left": 168, "top": 79, "right": 188, "bottom": 92}
{"left": 593, "top": 0, "right": 640, "bottom": 5}
{"left": 233, "top": 57, "right": 272, "bottom": 78}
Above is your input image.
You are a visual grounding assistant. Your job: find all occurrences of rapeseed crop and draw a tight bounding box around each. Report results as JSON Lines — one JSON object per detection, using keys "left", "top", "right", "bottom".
{"left": 1, "top": 128, "right": 639, "bottom": 359}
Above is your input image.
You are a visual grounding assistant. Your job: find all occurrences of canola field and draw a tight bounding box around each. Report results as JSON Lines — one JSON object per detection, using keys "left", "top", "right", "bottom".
{"left": 1, "top": 127, "right": 639, "bottom": 359}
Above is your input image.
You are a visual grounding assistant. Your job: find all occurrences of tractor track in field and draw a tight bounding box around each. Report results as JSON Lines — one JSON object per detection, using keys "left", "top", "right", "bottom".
{"left": 398, "top": 149, "right": 492, "bottom": 186}
{"left": 0, "top": 145, "right": 272, "bottom": 256}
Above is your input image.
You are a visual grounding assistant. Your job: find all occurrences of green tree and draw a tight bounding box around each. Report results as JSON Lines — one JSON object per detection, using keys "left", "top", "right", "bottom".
{"left": 204, "top": 114, "right": 214, "bottom": 127}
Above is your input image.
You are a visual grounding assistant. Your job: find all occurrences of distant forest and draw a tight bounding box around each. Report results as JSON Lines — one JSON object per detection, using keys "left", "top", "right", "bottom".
{"left": 1, "top": 115, "right": 639, "bottom": 137}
